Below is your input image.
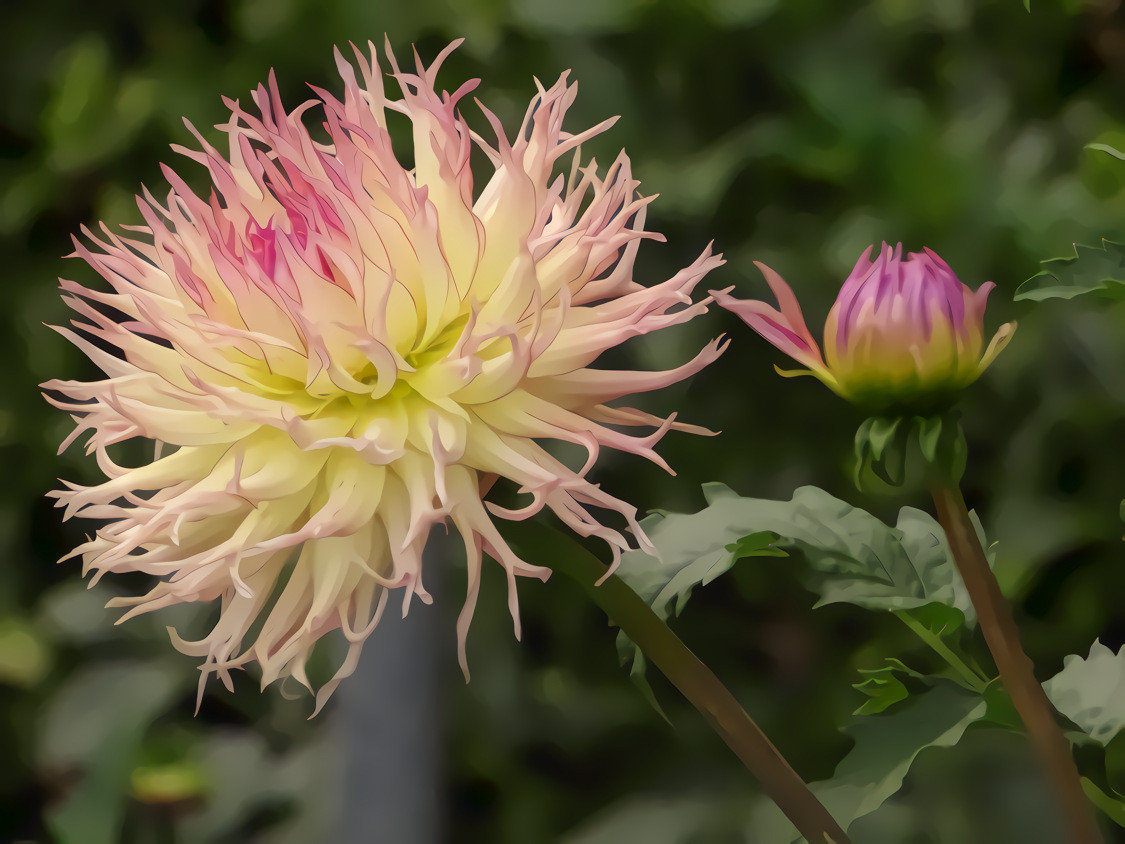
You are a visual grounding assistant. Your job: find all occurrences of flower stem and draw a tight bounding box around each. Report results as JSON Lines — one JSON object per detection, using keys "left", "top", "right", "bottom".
{"left": 503, "top": 521, "right": 850, "bottom": 844}
{"left": 893, "top": 609, "right": 990, "bottom": 694}
{"left": 928, "top": 482, "right": 1103, "bottom": 843}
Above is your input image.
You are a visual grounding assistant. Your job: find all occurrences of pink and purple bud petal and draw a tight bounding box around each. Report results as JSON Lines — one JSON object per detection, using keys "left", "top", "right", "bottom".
{"left": 710, "top": 263, "right": 837, "bottom": 390}
{"left": 715, "top": 243, "right": 1015, "bottom": 413}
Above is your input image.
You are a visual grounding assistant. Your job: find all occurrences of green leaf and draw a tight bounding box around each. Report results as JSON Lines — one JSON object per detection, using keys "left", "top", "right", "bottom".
{"left": 615, "top": 484, "right": 789, "bottom": 624}
{"left": 613, "top": 485, "right": 988, "bottom": 712}
{"left": 614, "top": 484, "right": 981, "bottom": 627}
{"left": 1080, "top": 778, "right": 1125, "bottom": 828}
{"left": 613, "top": 516, "right": 787, "bottom": 718}
{"left": 902, "top": 601, "right": 966, "bottom": 638}
{"left": 1107, "top": 733, "right": 1125, "bottom": 794}
{"left": 1016, "top": 240, "right": 1125, "bottom": 302}
{"left": 893, "top": 608, "right": 990, "bottom": 693}
{"left": 1086, "top": 142, "right": 1125, "bottom": 160}
{"left": 852, "top": 658, "right": 930, "bottom": 715}
{"left": 1043, "top": 640, "right": 1125, "bottom": 746}
{"left": 727, "top": 529, "right": 790, "bottom": 562}
{"left": 747, "top": 682, "right": 987, "bottom": 841}
{"left": 613, "top": 641, "right": 672, "bottom": 725}
{"left": 980, "top": 678, "right": 1023, "bottom": 731}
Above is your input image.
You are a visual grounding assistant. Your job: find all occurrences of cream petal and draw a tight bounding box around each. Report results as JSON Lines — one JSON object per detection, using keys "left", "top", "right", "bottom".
{"left": 46, "top": 39, "right": 722, "bottom": 711}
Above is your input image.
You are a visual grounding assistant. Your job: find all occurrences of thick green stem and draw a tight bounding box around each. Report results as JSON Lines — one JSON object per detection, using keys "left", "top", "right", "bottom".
{"left": 504, "top": 521, "right": 850, "bottom": 844}
{"left": 893, "top": 609, "right": 990, "bottom": 694}
{"left": 929, "top": 482, "right": 1103, "bottom": 843}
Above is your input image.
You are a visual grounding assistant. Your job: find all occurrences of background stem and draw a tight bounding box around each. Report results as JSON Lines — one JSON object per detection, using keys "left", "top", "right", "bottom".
{"left": 929, "top": 482, "right": 1103, "bottom": 843}
{"left": 504, "top": 521, "right": 850, "bottom": 844}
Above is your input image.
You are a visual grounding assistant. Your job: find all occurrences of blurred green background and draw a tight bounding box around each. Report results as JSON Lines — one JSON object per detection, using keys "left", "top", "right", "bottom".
{"left": 5, "top": 0, "right": 1125, "bottom": 841}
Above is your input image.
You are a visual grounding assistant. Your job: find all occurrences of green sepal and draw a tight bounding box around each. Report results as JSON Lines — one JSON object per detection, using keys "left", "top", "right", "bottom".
{"left": 854, "top": 416, "right": 905, "bottom": 485}
{"left": 1016, "top": 239, "right": 1125, "bottom": 302}
{"left": 853, "top": 411, "right": 967, "bottom": 492}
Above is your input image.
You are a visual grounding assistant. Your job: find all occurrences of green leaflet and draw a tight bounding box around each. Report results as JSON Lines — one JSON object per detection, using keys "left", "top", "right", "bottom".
{"left": 1016, "top": 239, "right": 1125, "bottom": 302}
{"left": 563, "top": 683, "right": 989, "bottom": 844}
{"left": 1086, "top": 142, "right": 1125, "bottom": 160}
{"left": 1081, "top": 779, "right": 1125, "bottom": 829}
{"left": 613, "top": 483, "right": 989, "bottom": 709}
{"left": 1043, "top": 639, "right": 1125, "bottom": 747}
{"left": 852, "top": 658, "right": 930, "bottom": 715}
{"left": 1015, "top": 144, "right": 1125, "bottom": 302}
{"left": 747, "top": 681, "right": 987, "bottom": 842}
{"left": 614, "top": 483, "right": 982, "bottom": 627}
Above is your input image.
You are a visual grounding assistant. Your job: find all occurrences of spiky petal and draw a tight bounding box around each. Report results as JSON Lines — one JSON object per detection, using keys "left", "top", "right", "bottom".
{"left": 44, "top": 39, "right": 724, "bottom": 712}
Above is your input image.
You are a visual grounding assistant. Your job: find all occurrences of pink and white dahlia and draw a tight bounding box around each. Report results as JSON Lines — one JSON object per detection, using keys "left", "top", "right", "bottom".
{"left": 43, "top": 40, "right": 723, "bottom": 710}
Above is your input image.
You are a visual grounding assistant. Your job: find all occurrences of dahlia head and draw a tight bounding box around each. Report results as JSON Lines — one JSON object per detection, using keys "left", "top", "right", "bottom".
{"left": 714, "top": 243, "right": 1014, "bottom": 413}
{"left": 44, "top": 39, "right": 724, "bottom": 711}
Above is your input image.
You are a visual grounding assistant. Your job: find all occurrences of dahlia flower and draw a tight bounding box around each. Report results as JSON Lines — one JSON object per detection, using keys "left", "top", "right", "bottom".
{"left": 44, "top": 39, "right": 724, "bottom": 711}
{"left": 713, "top": 243, "right": 1014, "bottom": 412}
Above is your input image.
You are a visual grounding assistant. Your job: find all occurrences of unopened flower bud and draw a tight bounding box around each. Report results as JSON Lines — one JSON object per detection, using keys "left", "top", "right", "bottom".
{"left": 713, "top": 243, "right": 1015, "bottom": 413}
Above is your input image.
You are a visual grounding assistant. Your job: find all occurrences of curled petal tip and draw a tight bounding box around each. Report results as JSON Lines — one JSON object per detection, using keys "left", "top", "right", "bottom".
{"left": 43, "top": 37, "right": 722, "bottom": 711}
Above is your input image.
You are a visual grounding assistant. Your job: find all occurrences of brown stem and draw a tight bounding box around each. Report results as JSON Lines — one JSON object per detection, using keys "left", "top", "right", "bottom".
{"left": 930, "top": 482, "right": 1102, "bottom": 843}
{"left": 503, "top": 520, "right": 850, "bottom": 844}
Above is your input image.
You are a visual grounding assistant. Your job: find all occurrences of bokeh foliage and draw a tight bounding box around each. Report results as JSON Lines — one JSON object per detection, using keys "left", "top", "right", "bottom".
{"left": 5, "top": 0, "right": 1125, "bottom": 841}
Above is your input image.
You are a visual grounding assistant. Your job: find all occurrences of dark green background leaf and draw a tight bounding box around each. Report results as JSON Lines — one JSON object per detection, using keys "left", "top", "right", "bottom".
{"left": 1016, "top": 240, "right": 1125, "bottom": 301}
{"left": 747, "top": 682, "right": 987, "bottom": 842}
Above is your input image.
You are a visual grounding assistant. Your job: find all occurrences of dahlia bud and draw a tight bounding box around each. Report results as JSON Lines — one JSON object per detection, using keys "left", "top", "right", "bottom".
{"left": 713, "top": 243, "right": 1015, "bottom": 413}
